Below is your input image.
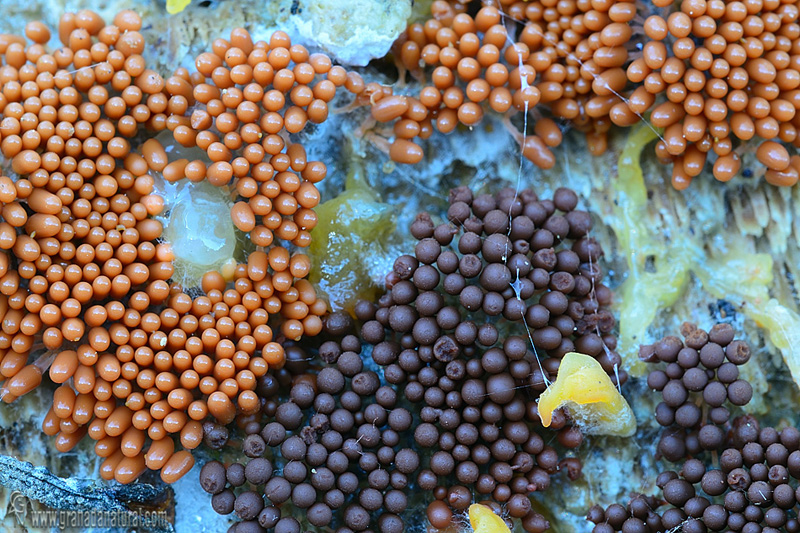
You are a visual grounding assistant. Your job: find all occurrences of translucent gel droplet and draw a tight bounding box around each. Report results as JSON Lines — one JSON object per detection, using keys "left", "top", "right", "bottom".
{"left": 162, "top": 180, "right": 236, "bottom": 285}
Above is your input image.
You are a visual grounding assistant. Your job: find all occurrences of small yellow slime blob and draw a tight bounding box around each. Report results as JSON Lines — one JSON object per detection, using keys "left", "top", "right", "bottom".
{"left": 166, "top": 0, "right": 192, "bottom": 14}
{"left": 537, "top": 352, "right": 636, "bottom": 437}
{"left": 469, "top": 504, "right": 511, "bottom": 533}
{"left": 308, "top": 169, "right": 394, "bottom": 312}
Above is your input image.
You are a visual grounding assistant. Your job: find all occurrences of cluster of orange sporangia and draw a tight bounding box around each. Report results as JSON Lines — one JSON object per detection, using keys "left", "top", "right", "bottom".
{"left": 375, "top": 0, "right": 800, "bottom": 189}
{"left": 39, "top": 251, "right": 321, "bottom": 484}
{"left": 635, "top": 0, "right": 800, "bottom": 188}
{"left": 0, "top": 11, "right": 362, "bottom": 483}
{"left": 159, "top": 29, "right": 365, "bottom": 249}
{"left": 382, "top": 0, "right": 636, "bottom": 167}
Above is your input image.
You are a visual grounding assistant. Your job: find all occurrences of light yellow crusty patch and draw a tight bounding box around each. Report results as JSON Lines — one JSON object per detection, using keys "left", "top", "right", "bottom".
{"left": 537, "top": 352, "right": 636, "bottom": 437}
{"left": 695, "top": 244, "right": 800, "bottom": 399}
{"left": 469, "top": 503, "right": 511, "bottom": 533}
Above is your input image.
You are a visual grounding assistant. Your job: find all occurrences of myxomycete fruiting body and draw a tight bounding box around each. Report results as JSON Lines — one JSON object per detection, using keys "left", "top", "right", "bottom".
{"left": 0, "top": 1, "right": 800, "bottom": 532}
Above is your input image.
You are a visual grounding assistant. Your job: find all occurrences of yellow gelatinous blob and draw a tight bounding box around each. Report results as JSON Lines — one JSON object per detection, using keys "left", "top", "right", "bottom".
{"left": 611, "top": 127, "right": 790, "bottom": 389}
{"left": 308, "top": 170, "right": 394, "bottom": 312}
{"left": 612, "top": 124, "right": 696, "bottom": 375}
{"left": 469, "top": 503, "right": 511, "bottom": 533}
{"left": 166, "top": 0, "right": 192, "bottom": 14}
{"left": 537, "top": 352, "right": 636, "bottom": 437}
{"left": 748, "top": 301, "right": 800, "bottom": 386}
